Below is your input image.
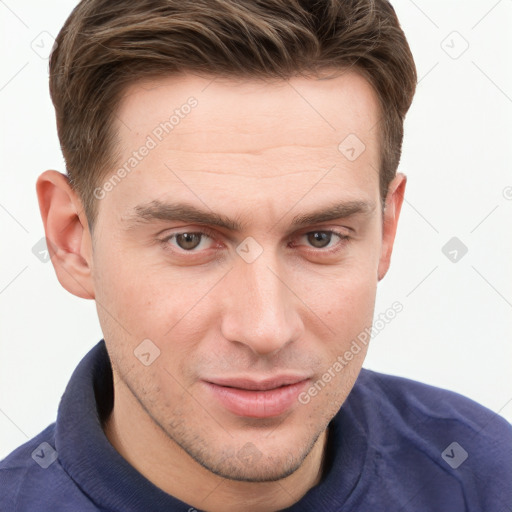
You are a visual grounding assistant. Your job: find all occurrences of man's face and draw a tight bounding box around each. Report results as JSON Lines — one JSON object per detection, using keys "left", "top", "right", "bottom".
{"left": 90, "top": 71, "right": 398, "bottom": 482}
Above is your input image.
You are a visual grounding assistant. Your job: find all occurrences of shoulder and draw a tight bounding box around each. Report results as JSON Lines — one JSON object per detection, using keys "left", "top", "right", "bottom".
{"left": 349, "top": 368, "right": 512, "bottom": 507}
{"left": 354, "top": 368, "right": 512, "bottom": 440}
{"left": 355, "top": 368, "right": 512, "bottom": 441}
{"left": 0, "top": 424, "right": 97, "bottom": 511}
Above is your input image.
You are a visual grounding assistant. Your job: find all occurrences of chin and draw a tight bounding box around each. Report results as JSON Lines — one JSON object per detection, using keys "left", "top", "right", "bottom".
{"left": 203, "top": 452, "right": 304, "bottom": 483}
{"left": 189, "top": 427, "right": 324, "bottom": 483}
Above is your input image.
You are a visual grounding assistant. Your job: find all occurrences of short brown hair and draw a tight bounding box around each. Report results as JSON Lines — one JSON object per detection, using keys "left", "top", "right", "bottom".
{"left": 49, "top": 0, "right": 417, "bottom": 230}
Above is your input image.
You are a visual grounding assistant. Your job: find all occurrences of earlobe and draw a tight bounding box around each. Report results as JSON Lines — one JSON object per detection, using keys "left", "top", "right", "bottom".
{"left": 377, "top": 173, "right": 406, "bottom": 281}
{"left": 36, "top": 170, "right": 95, "bottom": 300}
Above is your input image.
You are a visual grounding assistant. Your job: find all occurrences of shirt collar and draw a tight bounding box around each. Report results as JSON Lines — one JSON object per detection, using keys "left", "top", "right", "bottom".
{"left": 55, "top": 339, "right": 369, "bottom": 511}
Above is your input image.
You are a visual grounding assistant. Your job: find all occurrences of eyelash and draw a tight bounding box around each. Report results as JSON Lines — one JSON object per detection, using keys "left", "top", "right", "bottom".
{"left": 159, "top": 227, "right": 351, "bottom": 256}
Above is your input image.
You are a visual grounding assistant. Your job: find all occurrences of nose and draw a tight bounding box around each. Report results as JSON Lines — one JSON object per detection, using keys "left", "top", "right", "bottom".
{"left": 220, "top": 250, "right": 304, "bottom": 356}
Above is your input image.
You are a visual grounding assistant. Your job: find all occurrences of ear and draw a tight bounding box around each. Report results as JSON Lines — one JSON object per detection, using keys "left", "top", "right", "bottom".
{"left": 36, "top": 170, "right": 95, "bottom": 299}
{"left": 377, "top": 173, "right": 406, "bottom": 281}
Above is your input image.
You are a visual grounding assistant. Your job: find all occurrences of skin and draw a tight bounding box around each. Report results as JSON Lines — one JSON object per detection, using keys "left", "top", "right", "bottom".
{"left": 36, "top": 70, "right": 405, "bottom": 512}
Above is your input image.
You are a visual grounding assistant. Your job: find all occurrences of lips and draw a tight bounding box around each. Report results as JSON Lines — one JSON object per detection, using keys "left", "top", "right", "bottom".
{"left": 207, "top": 375, "right": 309, "bottom": 391}
{"left": 202, "top": 375, "right": 310, "bottom": 418}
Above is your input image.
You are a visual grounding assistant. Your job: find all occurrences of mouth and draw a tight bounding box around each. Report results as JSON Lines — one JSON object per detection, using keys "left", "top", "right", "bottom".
{"left": 202, "top": 376, "right": 310, "bottom": 418}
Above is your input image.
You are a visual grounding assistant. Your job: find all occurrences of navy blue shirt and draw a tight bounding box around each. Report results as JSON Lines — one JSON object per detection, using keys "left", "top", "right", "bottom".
{"left": 1, "top": 340, "right": 511, "bottom": 511}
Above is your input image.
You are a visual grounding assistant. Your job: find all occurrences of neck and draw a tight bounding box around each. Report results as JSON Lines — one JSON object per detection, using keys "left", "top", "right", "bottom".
{"left": 103, "top": 376, "right": 328, "bottom": 512}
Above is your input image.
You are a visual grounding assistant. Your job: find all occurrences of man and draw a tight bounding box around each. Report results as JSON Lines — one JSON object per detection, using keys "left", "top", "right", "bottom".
{"left": 1, "top": 0, "right": 510, "bottom": 510}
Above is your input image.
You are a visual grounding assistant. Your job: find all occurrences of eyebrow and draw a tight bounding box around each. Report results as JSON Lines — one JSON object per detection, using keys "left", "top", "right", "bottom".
{"left": 122, "top": 199, "right": 375, "bottom": 232}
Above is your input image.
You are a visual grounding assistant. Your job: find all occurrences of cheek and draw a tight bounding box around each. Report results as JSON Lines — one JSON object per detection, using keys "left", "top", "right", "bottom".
{"left": 93, "top": 243, "right": 223, "bottom": 356}
{"left": 301, "top": 245, "right": 379, "bottom": 310}
{"left": 296, "top": 255, "right": 378, "bottom": 357}
{"left": 328, "top": 275, "right": 376, "bottom": 334}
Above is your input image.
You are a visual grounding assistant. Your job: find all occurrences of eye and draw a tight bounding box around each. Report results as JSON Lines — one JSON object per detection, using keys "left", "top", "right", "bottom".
{"left": 306, "top": 231, "right": 334, "bottom": 248}
{"left": 175, "top": 233, "right": 202, "bottom": 250}
{"left": 299, "top": 230, "right": 348, "bottom": 250}
{"left": 162, "top": 231, "right": 214, "bottom": 251}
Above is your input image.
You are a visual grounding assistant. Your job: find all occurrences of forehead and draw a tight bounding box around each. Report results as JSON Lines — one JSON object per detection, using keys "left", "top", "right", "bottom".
{"left": 102, "top": 71, "right": 382, "bottom": 221}
{"left": 115, "top": 70, "right": 380, "bottom": 154}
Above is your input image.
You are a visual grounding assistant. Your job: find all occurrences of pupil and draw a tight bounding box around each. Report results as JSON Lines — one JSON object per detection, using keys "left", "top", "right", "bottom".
{"left": 177, "top": 233, "right": 201, "bottom": 250}
{"left": 308, "top": 232, "right": 331, "bottom": 248}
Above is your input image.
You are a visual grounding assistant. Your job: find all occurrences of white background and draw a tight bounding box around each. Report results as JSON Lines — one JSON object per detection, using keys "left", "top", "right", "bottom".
{"left": 1, "top": 0, "right": 511, "bottom": 459}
